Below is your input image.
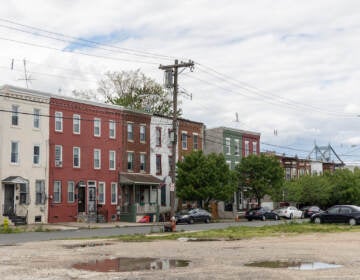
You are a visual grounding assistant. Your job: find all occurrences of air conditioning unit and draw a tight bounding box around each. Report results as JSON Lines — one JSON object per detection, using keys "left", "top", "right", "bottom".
{"left": 55, "top": 160, "right": 62, "bottom": 167}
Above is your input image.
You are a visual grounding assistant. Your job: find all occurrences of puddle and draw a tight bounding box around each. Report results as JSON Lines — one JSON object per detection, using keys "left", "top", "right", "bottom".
{"left": 72, "top": 257, "right": 190, "bottom": 272}
{"left": 245, "top": 261, "right": 342, "bottom": 270}
{"left": 64, "top": 242, "right": 113, "bottom": 249}
{"left": 177, "top": 237, "right": 220, "bottom": 242}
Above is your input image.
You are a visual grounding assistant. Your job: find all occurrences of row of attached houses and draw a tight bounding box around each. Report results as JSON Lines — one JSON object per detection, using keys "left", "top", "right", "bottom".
{"left": 0, "top": 85, "right": 204, "bottom": 224}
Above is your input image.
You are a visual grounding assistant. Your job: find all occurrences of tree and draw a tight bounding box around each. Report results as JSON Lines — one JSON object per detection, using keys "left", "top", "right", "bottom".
{"left": 176, "top": 151, "right": 237, "bottom": 206}
{"left": 235, "top": 154, "right": 284, "bottom": 206}
{"left": 98, "top": 69, "right": 174, "bottom": 116}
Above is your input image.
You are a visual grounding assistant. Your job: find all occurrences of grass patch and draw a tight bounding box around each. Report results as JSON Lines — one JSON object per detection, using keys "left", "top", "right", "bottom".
{"left": 0, "top": 226, "right": 23, "bottom": 234}
{"left": 114, "top": 222, "right": 360, "bottom": 242}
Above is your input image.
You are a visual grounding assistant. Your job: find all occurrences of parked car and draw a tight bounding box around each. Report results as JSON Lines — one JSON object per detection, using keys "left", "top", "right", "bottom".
{"left": 175, "top": 208, "right": 212, "bottom": 224}
{"left": 276, "top": 206, "right": 303, "bottom": 219}
{"left": 311, "top": 205, "right": 360, "bottom": 225}
{"left": 300, "top": 205, "right": 323, "bottom": 218}
{"left": 245, "top": 207, "right": 280, "bottom": 221}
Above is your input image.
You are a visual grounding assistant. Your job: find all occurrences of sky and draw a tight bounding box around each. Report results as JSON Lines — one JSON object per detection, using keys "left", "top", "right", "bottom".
{"left": 0, "top": 0, "right": 359, "bottom": 164}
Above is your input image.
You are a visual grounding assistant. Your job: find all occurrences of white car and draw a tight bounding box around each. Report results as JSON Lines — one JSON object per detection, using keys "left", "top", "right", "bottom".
{"left": 276, "top": 206, "right": 303, "bottom": 219}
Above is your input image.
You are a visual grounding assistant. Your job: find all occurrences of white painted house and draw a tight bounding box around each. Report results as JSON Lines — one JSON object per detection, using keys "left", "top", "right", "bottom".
{"left": 0, "top": 85, "right": 50, "bottom": 224}
{"left": 150, "top": 115, "right": 176, "bottom": 213}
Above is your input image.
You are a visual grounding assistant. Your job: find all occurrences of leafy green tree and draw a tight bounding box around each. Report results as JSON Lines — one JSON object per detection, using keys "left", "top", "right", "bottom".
{"left": 235, "top": 154, "right": 284, "bottom": 206}
{"left": 176, "top": 151, "right": 237, "bottom": 205}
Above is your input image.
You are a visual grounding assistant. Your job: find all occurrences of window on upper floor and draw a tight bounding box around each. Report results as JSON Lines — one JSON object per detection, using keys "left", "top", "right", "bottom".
{"left": 155, "top": 127, "right": 161, "bottom": 146}
{"left": 11, "top": 141, "right": 19, "bottom": 164}
{"left": 55, "top": 145, "right": 63, "bottom": 167}
{"left": 140, "top": 153, "right": 146, "bottom": 172}
{"left": 225, "top": 138, "right": 231, "bottom": 155}
{"left": 109, "top": 120, "right": 116, "bottom": 139}
{"left": 73, "top": 147, "right": 80, "bottom": 168}
{"left": 11, "top": 105, "right": 19, "bottom": 126}
{"left": 127, "top": 152, "right": 134, "bottom": 171}
{"left": 252, "top": 141, "right": 257, "bottom": 154}
{"left": 55, "top": 112, "right": 63, "bottom": 132}
{"left": 140, "top": 125, "right": 146, "bottom": 142}
{"left": 33, "top": 145, "right": 40, "bottom": 165}
{"left": 244, "top": 140, "right": 250, "bottom": 157}
{"left": 94, "top": 149, "right": 101, "bottom": 169}
{"left": 109, "top": 150, "right": 116, "bottom": 170}
{"left": 94, "top": 118, "right": 101, "bottom": 137}
{"left": 127, "top": 123, "right": 133, "bottom": 141}
{"left": 181, "top": 132, "right": 187, "bottom": 150}
{"left": 234, "top": 139, "right": 240, "bottom": 156}
{"left": 156, "top": 154, "right": 162, "bottom": 175}
{"left": 73, "top": 114, "right": 80, "bottom": 134}
{"left": 193, "top": 134, "right": 198, "bottom": 150}
{"left": 33, "top": 108, "right": 40, "bottom": 129}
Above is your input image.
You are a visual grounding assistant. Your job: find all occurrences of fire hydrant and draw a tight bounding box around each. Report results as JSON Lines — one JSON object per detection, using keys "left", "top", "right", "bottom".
{"left": 170, "top": 216, "right": 176, "bottom": 232}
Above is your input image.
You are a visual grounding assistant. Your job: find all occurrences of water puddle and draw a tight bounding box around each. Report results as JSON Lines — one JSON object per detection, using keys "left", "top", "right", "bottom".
{"left": 245, "top": 261, "right": 342, "bottom": 270}
{"left": 72, "top": 257, "right": 190, "bottom": 272}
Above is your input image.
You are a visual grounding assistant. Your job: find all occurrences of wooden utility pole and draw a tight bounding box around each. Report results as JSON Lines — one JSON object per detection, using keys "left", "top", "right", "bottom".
{"left": 159, "top": 59, "right": 194, "bottom": 217}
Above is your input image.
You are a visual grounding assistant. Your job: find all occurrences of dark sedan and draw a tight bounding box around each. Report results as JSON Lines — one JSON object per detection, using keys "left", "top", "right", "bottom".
{"left": 301, "top": 205, "right": 322, "bottom": 218}
{"left": 311, "top": 205, "right": 360, "bottom": 225}
{"left": 245, "top": 207, "right": 280, "bottom": 221}
{"left": 175, "top": 208, "right": 212, "bottom": 224}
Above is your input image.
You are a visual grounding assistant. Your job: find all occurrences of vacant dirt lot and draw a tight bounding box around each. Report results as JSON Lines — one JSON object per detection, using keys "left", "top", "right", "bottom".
{"left": 1, "top": 231, "right": 360, "bottom": 280}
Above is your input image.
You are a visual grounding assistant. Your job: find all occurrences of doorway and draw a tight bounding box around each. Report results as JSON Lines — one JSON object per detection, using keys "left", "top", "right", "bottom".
{"left": 4, "top": 184, "right": 15, "bottom": 216}
{"left": 78, "top": 186, "right": 86, "bottom": 213}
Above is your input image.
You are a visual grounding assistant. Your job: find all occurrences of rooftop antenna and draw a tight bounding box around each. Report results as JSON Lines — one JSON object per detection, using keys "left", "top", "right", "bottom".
{"left": 17, "top": 59, "right": 35, "bottom": 88}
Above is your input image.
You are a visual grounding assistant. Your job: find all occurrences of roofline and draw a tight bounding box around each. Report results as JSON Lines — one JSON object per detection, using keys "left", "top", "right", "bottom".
{"left": 206, "top": 126, "right": 261, "bottom": 136}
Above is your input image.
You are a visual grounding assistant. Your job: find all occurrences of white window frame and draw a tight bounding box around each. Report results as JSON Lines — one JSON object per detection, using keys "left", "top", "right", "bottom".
{"left": 73, "top": 114, "right": 81, "bottom": 134}
{"left": 252, "top": 141, "right": 257, "bottom": 155}
{"left": 226, "top": 160, "right": 232, "bottom": 169}
{"left": 55, "top": 145, "right": 63, "bottom": 167}
{"left": 181, "top": 131, "right": 188, "bottom": 150}
{"left": 94, "top": 118, "right": 101, "bottom": 137}
{"left": 53, "top": 181, "right": 61, "bottom": 203}
{"left": 94, "top": 149, "right": 101, "bottom": 169}
{"left": 55, "top": 111, "right": 63, "bottom": 132}
{"left": 109, "top": 150, "right": 116, "bottom": 170}
{"left": 225, "top": 138, "right": 231, "bottom": 155}
{"left": 140, "top": 153, "right": 146, "bottom": 172}
{"left": 33, "top": 144, "right": 40, "bottom": 165}
{"left": 109, "top": 120, "right": 116, "bottom": 139}
{"left": 33, "top": 108, "right": 40, "bottom": 129}
{"left": 127, "top": 152, "right": 134, "bottom": 171}
{"left": 127, "top": 123, "right": 133, "bottom": 141}
{"left": 234, "top": 139, "right": 240, "bottom": 156}
{"left": 140, "top": 125, "right": 146, "bottom": 142}
{"left": 245, "top": 140, "right": 250, "bottom": 157}
{"left": 156, "top": 127, "right": 161, "bottom": 146}
{"left": 193, "top": 133, "right": 198, "bottom": 150}
{"left": 73, "top": 147, "right": 81, "bottom": 168}
{"left": 98, "top": 182, "right": 105, "bottom": 204}
{"left": 11, "top": 105, "right": 19, "bottom": 126}
{"left": 67, "top": 181, "right": 75, "bottom": 203}
{"left": 111, "top": 182, "right": 117, "bottom": 205}
{"left": 11, "top": 141, "right": 19, "bottom": 164}
{"left": 35, "top": 180, "right": 45, "bottom": 205}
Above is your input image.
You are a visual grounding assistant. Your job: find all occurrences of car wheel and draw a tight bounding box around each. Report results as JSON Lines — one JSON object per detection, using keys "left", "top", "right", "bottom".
{"left": 314, "top": 217, "right": 321, "bottom": 224}
{"left": 261, "top": 215, "right": 266, "bottom": 221}
{"left": 289, "top": 213, "right": 293, "bottom": 220}
{"left": 349, "top": 218, "right": 356, "bottom": 226}
{"left": 204, "top": 217, "right": 210, "bottom": 223}
{"left": 188, "top": 218, "right": 194, "bottom": 224}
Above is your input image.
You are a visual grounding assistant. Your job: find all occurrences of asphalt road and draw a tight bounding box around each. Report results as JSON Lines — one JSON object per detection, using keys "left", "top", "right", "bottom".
{"left": 0, "top": 219, "right": 305, "bottom": 245}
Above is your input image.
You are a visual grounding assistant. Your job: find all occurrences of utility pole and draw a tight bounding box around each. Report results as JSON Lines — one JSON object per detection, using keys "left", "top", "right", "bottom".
{"left": 159, "top": 59, "right": 194, "bottom": 217}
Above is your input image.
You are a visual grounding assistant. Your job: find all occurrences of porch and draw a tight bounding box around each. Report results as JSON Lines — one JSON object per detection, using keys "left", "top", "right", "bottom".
{"left": 118, "top": 173, "right": 163, "bottom": 222}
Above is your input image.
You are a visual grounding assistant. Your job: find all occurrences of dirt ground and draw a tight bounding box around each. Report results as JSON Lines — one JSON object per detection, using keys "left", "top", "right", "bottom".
{"left": 1, "top": 231, "right": 360, "bottom": 280}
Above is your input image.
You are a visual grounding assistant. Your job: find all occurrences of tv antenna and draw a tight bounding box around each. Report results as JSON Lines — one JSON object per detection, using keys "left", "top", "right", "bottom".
{"left": 17, "top": 59, "right": 35, "bottom": 88}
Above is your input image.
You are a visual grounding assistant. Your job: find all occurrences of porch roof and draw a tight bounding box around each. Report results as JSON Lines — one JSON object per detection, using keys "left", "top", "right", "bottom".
{"left": 2, "top": 176, "right": 28, "bottom": 184}
{"left": 119, "top": 173, "right": 163, "bottom": 186}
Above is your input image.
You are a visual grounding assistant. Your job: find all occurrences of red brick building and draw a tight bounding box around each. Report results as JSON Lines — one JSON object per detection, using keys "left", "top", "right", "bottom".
{"left": 48, "top": 97, "right": 123, "bottom": 223}
{"left": 178, "top": 118, "right": 204, "bottom": 160}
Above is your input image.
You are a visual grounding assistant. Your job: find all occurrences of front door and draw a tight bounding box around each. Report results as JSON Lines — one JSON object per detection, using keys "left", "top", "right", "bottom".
{"left": 4, "top": 184, "right": 15, "bottom": 216}
{"left": 78, "top": 186, "right": 86, "bottom": 213}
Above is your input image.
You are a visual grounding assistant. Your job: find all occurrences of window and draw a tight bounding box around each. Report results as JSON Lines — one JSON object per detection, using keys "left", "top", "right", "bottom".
{"left": 252, "top": 141, "right": 257, "bottom": 154}
{"left": 111, "top": 183, "right": 117, "bottom": 204}
{"left": 168, "top": 129, "right": 173, "bottom": 146}
{"left": 73, "top": 147, "right": 80, "bottom": 168}
{"left": 234, "top": 139, "right": 240, "bottom": 156}
{"left": 94, "top": 149, "right": 101, "bottom": 169}
{"left": 225, "top": 138, "right": 231, "bottom": 155}
{"left": 73, "top": 114, "right": 80, "bottom": 134}
{"left": 168, "top": 155, "right": 173, "bottom": 176}
{"left": 12, "top": 105, "right": 19, "bottom": 126}
{"left": 193, "top": 134, "right": 198, "bottom": 150}
{"left": 156, "top": 127, "right": 161, "bottom": 146}
{"left": 55, "top": 112, "right": 63, "bottom": 132}
{"left": 181, "top": 132, "right": 187, "bottom": 149}
{"left": 33, "top": 145, "right": 40, "bottom": 165}
{"left": 11, "top": 141, "right": 19, "bottom": 164}
{"left": 67, "top": 181, "right": 75, "bottom": 203}
{"left": 94, "top": 118, "right": 101, "bottom": 136}
{"left": 140, "top": 125, "right": 146, "bottom": 142}
{"left": 109, "top": 150, "right": 116, "bottom": 170}
{"left": 98, "top": 182, "right": 105, "bottom": 204}
{"left": 140, "top": 153, "right": 146, "bottom": 172}
{"left": 226, "top": 160, "right": 231, "bottom": 169}
{"left": 244, "top": 140, "right": 250, "bottom": 156}
{"left": 109, "top": 120, "right": 116, "bottom": 139}
{"left": 53, "top": 181, "right": 61, "bottom": 203}
{"left": 33, "top": 108, "right": 40, "bottom": 128}
{"left": 19, "top": 183, "right": 29, "bottom": 205}
{"left": 285, "top": 168, "right": 291, "bottom": 181}
{"left": 127, "top": 123, "right": 133, "bottom": 141}
{"left": 55, "top": 145, "right": 62, "bottom": 167}
{"left": 127, "top": 152, "right": 134, "bottom": 171}
{"left": 156, "top": 154, "right": 162, "bottom": 175}
{"left": 35, "top": 180, "right": 45, "bottom": 204}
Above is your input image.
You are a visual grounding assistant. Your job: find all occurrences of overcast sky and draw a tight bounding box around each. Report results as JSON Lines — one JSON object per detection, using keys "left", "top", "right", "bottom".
{"left": 0, "top": 1, "right": 359, "bottom": 164}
